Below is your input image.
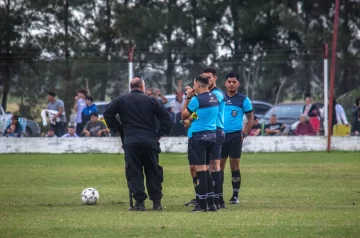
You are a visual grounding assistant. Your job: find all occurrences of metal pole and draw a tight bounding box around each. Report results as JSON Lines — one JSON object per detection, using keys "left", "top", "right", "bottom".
{"left": 327, "top": 0, "right": 340, "bottom": 152}
{"left": 324, "top": 44, "right": 329, "bottom": 137}
{"left": 128, "top": 47, "right": 134, "bottom": 92}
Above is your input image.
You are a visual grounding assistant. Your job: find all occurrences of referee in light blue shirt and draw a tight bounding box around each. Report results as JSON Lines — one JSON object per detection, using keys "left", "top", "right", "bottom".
{"left": 181, "top": 75, "right": 219, "bottom": 212}
{"left": 220, "top": 72, "right": 254, "bottom": 206}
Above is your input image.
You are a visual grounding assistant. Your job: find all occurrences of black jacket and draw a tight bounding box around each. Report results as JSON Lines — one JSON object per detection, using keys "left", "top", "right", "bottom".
{"left": 303, "top": 104, "right": 319, "bottom": 117}
{"left": 103, "top": 90, "right": 172, "bottom": 144}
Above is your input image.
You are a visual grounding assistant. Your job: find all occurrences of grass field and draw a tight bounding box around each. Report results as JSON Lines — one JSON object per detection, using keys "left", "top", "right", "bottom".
{"left": 0, "top": 152, "right": 359, "bottom": 237}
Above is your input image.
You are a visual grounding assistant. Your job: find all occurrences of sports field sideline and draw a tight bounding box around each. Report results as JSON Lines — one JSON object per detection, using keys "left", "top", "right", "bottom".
{"left": 0, "top": 152, "right": 359, "bottom": 237}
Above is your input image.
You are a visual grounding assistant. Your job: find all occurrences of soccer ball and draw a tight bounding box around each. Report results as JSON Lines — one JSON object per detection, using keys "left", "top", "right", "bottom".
{"left": 81, "top": 188, "right": 99, "bottom": 205}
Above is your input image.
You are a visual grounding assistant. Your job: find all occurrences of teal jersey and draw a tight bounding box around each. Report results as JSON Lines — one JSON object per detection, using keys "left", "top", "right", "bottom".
{"left": 223, "top": 93, "right": 252, "bottom": 133}
{"left": 210, "top": 87, "right": 225, "bottom": 129}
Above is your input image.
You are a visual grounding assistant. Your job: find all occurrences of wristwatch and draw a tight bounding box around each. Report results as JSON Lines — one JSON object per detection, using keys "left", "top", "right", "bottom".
{"left": 242, "top": 132, "right": 247, "bottom": 138}
{"left": 185, "top": 96, "right": 192, "bottom": 100}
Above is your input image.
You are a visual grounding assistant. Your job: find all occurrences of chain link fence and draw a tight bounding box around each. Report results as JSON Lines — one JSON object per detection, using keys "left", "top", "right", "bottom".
{"left": 1, "top": 58, "right": 360, "bottom": 137}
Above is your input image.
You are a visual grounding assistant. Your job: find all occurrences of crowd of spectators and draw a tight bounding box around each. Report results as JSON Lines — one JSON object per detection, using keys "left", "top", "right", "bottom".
{"left": 1, "top": 86, "right": 359, "bottom": 138}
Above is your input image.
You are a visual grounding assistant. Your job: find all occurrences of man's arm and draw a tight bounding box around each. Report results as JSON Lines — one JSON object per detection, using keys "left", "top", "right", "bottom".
{"left": 155, "top": 100, "right": 172, "bottom": 137}
{"left": 253, "top": 127, "right": 261, "bottom": 136}
{"left": 181, "top": 86, "right": 197, "bottom": 120}
{"left": 243, "top": 112, "right": 254, "bottom": 135}
{"left": 103, "top": 97, "right": 122, "bottom": 133}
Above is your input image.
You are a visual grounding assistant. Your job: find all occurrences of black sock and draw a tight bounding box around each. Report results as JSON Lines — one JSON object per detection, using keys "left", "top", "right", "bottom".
{"left": 192, "top": 176, "right": 198, "bottom": 201}
{"left": 206, "top": 170, "right": 214, "bottom": 206}
{"left": 211, "top": 171, "right": 220, "bottom": 206}
{"left": 219, "top": 170, "right": 224, "bottom": 203}
{"left": 196, "top": 171, "right": 208, "bottom": 209}
{"left": 231, "top": 170, "right": 241, "bottom": 198}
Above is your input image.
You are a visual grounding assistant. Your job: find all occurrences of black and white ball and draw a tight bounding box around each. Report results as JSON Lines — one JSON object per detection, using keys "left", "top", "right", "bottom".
{"left": 81, "top": 188, "right": 99, "bottom": 205}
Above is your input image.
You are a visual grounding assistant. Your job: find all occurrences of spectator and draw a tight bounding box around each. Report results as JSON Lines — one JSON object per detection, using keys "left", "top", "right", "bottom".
{"left": 82, "top": 96, "right": 98, "bottom": 125}
{"left": 330, "top": 97, "right": 349, "bottom": 130}
{"left": 46, "top": 91, "right": 66, "bottom": 137}
{"left": 154, "top": 89, "right": 168, "bottom": 105}
{"left": 83, "top": 113, "right": 108, "bottom": 137}
{"left": 74, "top": 88, "right": 88, "bottom": 137}
{"left": 265, "top": 114, "right": 286, "bottom": 136}
{"left": 294, "top": 114, "right": 316, "bottom": 136}
{"left": 3, "top": 116, "right": 22, "bottom": 137}
{"left": 42, "top": 128, "right": 56, "bottom": 137}
{"left": 303, "top": 94, "right": 319, "bottom": 118}
{"left": 61, "top": 126, "right": 79, "bottom": 138}
{"left": 249, "top": 116, "right": 261, "bottom": 136}
{"left": 169, "top": 80, "right": 184, "bottom": 114}
{"left": 352, "top": 97, "right": 360, "bottom": 135}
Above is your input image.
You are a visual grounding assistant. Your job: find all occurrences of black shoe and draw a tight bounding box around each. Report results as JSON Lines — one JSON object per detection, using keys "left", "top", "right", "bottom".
{"left": 219, "top": 202, "right": 226, "bottom": 209}
{"left": 208, "top": 204, "right": 218, "bottom": 212}
{"left": 229, "top": 197, "right": 239, "bottom": 204}
{"left": 153, "top": 200, "right": 163, "bottom": 211}
{"left": 190, "top": 205, "right": 207, "bottom": 213}
{"left": 129, "top": 201, "right": 145, "bottom": 211}
{"left": 184, "top": 199, "right": 198, "bottom": 207}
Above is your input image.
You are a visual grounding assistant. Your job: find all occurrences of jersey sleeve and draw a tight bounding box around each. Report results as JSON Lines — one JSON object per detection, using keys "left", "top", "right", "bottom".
{"left": 187, "top": 97, "right": 199, "bottom": 114}
{"left": 243, "top": 97, "right": 253, "bottom": 113}
{"left": 58, "top": 100, "right": 65, "bottom": 108}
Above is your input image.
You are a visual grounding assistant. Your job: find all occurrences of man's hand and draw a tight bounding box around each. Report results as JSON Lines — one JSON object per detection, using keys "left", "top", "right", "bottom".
{"left": 183, "top": 119, "right": 191, "bottom": 128}
{"left": 96, "top": 130, "right": 103, "bottom": 137}
{"left": 84, "top": 131, "right": 90, "bottom": 137}
{"left": 53, "top": 115, "right": 58, "bottom": 120}
{"left": 185, "top": 86, "right": 195, "bottom": 98}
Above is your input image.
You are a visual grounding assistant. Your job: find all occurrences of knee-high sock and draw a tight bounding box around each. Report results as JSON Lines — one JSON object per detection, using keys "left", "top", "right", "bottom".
{"left": 211, "top": 171, "right": 220, "bottom": 205}
{"left": 231, "top": 170, "right": 241, "bottom": 198}
{"left": 196, "top": 171, "right": 208, "bottom": 209}
{"left": 206, "top": 170, "right": 214, "bottom": 206}
{"left": 192, "top": 176, "right": 198, "bottom": 201}
{"left": 219, "top": 170, "right": 224, "bottom": 203}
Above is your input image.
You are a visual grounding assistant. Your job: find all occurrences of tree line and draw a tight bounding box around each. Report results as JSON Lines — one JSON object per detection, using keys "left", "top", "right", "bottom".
{"left": 1, "top": 0, "right": 360, "bottom": 119}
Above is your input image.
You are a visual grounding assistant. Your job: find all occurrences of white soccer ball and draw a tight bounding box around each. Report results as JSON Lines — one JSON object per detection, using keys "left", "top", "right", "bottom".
{"left": 81, "top": 188, "right": 99, "bottom": 205}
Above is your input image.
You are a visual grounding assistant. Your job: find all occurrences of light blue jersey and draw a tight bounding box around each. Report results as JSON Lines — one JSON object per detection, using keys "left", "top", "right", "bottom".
{"left": 210, "top": 87, "right": 225, "bottom": 129}
{"left": 187, "top": 92, "right": 219, "bottom": 138}
{"left": 223, "top": 93, "right": 252, "bottom": 133}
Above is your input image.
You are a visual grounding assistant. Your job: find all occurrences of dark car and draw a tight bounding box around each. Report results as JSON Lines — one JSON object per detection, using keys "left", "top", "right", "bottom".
{"left": 251, "top": 100, "right": 273, "bottom": 118}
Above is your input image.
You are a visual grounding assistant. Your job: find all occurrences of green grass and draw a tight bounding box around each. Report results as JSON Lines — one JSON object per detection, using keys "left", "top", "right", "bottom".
{"left": 0, "top": 152, "right": 359, "bottom": 238}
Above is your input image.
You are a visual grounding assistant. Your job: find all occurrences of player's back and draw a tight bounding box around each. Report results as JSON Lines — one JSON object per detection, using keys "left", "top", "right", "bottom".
{"left": 188, "top": 92, "right": 218, "bottom": 136}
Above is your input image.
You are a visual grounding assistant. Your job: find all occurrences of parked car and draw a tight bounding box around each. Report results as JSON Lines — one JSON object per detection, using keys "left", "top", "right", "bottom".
{"left": 0, "top": 105, "right": 41, "bottom": 137}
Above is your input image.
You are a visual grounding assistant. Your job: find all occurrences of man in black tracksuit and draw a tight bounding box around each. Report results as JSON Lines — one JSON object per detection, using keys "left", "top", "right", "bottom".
{"left": 103, "top": 76, "right": 172, "bottom": 211}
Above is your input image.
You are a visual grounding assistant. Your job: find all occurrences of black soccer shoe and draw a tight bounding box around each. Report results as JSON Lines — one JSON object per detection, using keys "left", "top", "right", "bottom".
{"left": 208, "top": 204, "right": 218, "bottom": 212}
{"left": 219, "top": 202, "right": 226, "bottom": 209}
{"left": 184, "top": 199, "right": 198, "bottom": 207}
{"left": 153, "top": 200, "right": 163, "bottom": 211}
{"left": 190, "top": 205, "right": 207, "bottom": 213}
{"left": 229, "top": 197, "right": 239, "bottom": 204}
{"left": 129, "top": 201, "right": 146, "bottom": 211}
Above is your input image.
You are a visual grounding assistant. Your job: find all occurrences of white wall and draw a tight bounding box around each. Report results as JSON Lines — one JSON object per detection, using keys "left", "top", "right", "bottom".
{"left": 0, "top": 136, "right": 359, "bottom": 154}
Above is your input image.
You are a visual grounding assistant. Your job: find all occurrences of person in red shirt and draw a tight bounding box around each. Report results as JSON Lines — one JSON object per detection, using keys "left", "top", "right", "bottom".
{"left": 295, "top": 114, "right": 316, "bottom": 136}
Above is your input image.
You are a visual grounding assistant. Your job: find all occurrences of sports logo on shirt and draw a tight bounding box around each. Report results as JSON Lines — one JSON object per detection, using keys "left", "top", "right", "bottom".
{"left": 226, "top": 100, "right": 232, "bottom": 105}
{"left": 231, "top": 110, "right": 237, "bottom": 117}
{"left": 209, "top": 97, "right": 217, "bottom": 103}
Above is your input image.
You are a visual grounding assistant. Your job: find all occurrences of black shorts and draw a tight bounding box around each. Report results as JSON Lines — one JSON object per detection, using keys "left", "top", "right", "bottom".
{"left": 210, "top": 128, "right": 225, "bottom": 160}
{"left": 188, "top": 138, "right": 195, "bottom": 165}
{"left": 190, "top": 131, "right": 216, "bottom": 165}
{"left": 221, "top": 131, "right": 243, "bottom": 159}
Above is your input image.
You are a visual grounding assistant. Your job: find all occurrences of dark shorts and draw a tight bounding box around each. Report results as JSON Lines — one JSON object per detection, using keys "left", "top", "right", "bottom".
{"left": 210, "top": 128, "right": 225, "bottom": 160}
{"left": 188, "top": 138, "right": 195, "bottom": 165}
{"left": 221, "top": 131, "right": 243, "bottom": 159}
{"left": 190, "top": 131, "right": 216, "bottom": 165}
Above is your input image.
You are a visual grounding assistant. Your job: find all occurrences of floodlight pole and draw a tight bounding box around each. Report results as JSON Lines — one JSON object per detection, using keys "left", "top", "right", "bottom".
{"left": 323, "top": 44, "right": 329, "bottom": 137}
{"left": 128, "top": 46, "right": 134, "bottom": 92}
{"left": 327, "top": 0, "right": 340, "bottom": 152}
